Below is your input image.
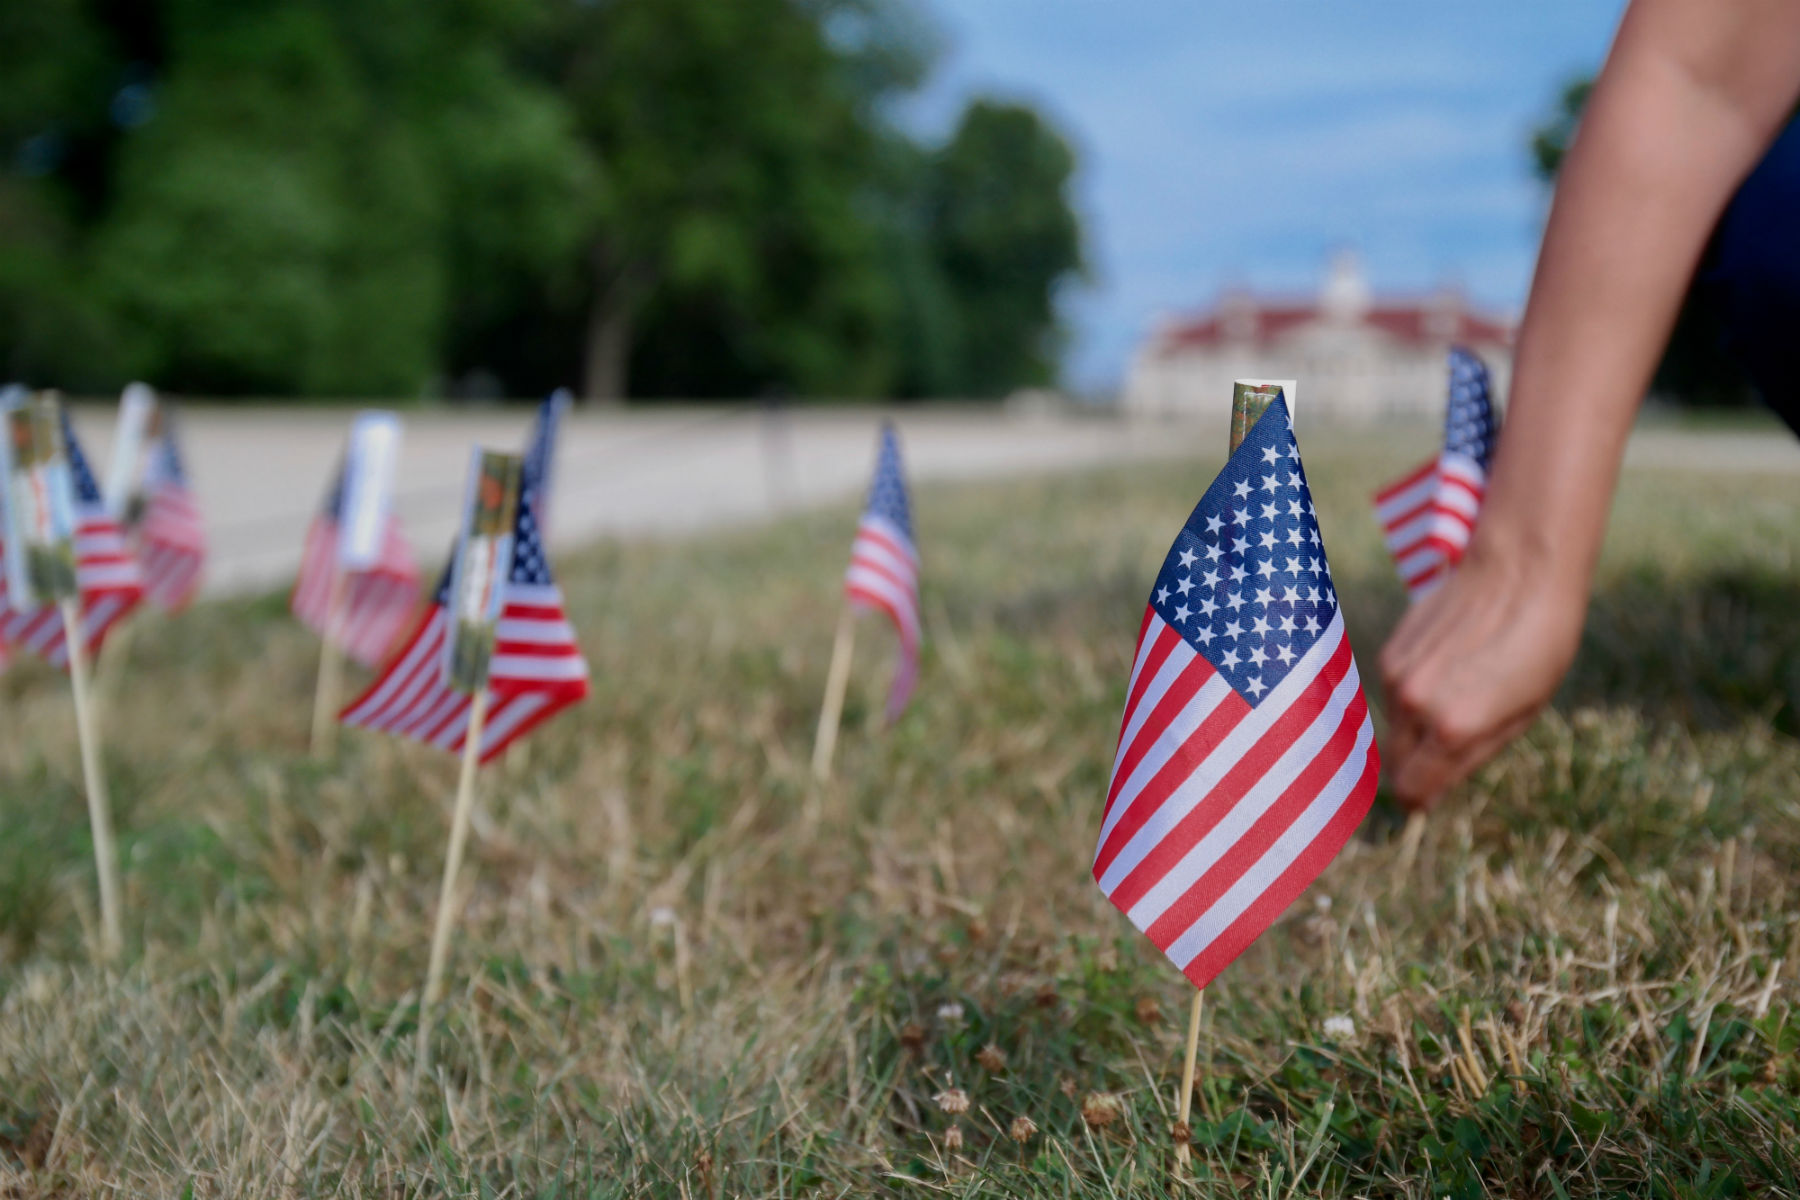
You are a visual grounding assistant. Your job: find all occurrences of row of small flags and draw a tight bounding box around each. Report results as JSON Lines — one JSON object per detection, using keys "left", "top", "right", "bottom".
{"left": 1, "top": 350, "right": 1496, "bottom": 1116}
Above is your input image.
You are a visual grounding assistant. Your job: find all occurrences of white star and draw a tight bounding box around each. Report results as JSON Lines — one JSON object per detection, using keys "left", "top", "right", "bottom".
{"left": 1260, "top": 473, "right": 1279, "bottom": 492}
{"left": 1255, "top": 559, "right": 1277, "bottom": 580}
{"left": 1204, "top": 543, "right": 1223, "bottom": 563}
{"left": 1309, "top": 529, "right": 1321, "bottom": 547}
{"left": 1198, "top": 596, "right": 1218, "bottom": 617}
{"left": 1195, "top": 626, "right": 1216, "bottom": 646}
{"left": 1223, "top": 619, "right": 1243, "bottom": 639}
{"left": 1248, "top": 645, "right": 1268, "bottom": 667}
{"left": 1219, "top": 648, "right": 1241, "bottom": 669}
{"left": 1203, "top": 569, "right": 1220, "bottom": 588}
{"left": 1254, "top": 587, "right": 1273, "bottom": 606}
{"left": 1232, "top": 480, "right": 1252, "bottom": 499}
{"left": 1302, "top": 614, "right": 1320, "bottom": 633}
{"left": 1260, "top": 501, "right": 1279, "bottom": 521}
{"left": 1261, "top": 446, "right": 1280, "bottom": 465}
{"left": 1259, "top": 530, "right": 1278, "bottom": 549}
{"left": 1278, "top": 613, "right": 1296, "bottom": 633}
{"left": 1155, "top": 586, "right": 1171, "bottom": 604}
{"left": 1205, "top": 514, "right": 1224, "bottom": 535}
{"left": 1275, "top": 643, "right": 1295, "bottom": 665}
{"left": 1178, "top": 547, "right": 1197, "bottom": 569}
{"left": 1321, "top": 585, "right": 1335, "bottom": 604}
{"left": 1173, "top": 603, "right": 1191, "bottom": 623}
{"left": 1286, "top": 528, "right": 1306, "bottom": 547}
{"left": 1244, "top": 674, "right": 1266, "bottom": 698}
{"left": 1287, "top": 499, "right": 1304, "bottom": 517}
{"left": 1176, "top": 575, "right": 1194, "bottom": 596}
{"left": 1228, "top": 563, "right": 1248, "bottom": 583}
{"left": 1251, "top": 614, "right": 1271, "bottom": 636}
{"left": 1225, "top": 590, "right": 1247, "bottom": 612}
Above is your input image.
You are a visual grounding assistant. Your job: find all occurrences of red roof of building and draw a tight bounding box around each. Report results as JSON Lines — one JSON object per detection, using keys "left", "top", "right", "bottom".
{"left": 1156, "top": 299, "right": 1512, "bottom": 356}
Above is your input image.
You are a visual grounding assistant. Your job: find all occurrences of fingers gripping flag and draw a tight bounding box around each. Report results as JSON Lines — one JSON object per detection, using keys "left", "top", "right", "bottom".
{"left": 291, "top": 460, "right": 420, "bottom": 667}
{"left": 339, "top": 397, "right": 588, "bottom": 763}
{"left": 845, "top": 424, "right": 920, "bottom": 723}
{"left": 1094, "top": 398, "right": 1379, "bottom": 990}
{"left": 1373, "top": 347, "right": 1497, "bottom": 600}
{"left": 138, "top": 414, "right": 206, "bottom": 611}
{"left": 0, "top": 407, "right": 145, "bottom": 667}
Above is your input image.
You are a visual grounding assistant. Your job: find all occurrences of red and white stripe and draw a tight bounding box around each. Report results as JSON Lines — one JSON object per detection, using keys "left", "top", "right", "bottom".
{"left": 291, "top": 515, "right": 420, "bottom": 667}
{"left": 1094, "top": 607, "right": 1379, "bottom": 989}
{"left": 139, "top": 477, "right": 206, "bottom": 611}
{"left": 844, "top": 513, "right": 920, "bottom": 721}
{"left": 0, "top": 513, "right": 145, "bottom": 668}
{"left": 1372, "top": 451, "right": 1486, "bottom": 600}
{"left": 339, "top": 582, "right": 588, "bottom": 765}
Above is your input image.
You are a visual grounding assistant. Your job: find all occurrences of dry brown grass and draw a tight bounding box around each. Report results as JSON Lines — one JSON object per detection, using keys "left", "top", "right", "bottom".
{"left": 0, "top": 427, "right": 1796, "bottom": 1197}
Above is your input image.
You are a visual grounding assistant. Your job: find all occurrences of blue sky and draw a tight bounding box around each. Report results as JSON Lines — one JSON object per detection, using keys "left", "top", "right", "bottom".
{"left": 905, "top": 1, "right": 1629, "bottom": 391}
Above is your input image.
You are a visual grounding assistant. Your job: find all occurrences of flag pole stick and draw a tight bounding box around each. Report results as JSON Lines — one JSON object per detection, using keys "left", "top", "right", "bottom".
{"left": 62, "top": 600, "right": 122, "bottom": 960}
{"left": 413, "top": 687, "right": 490, "bottom": 1089}
{"left": 309, "top": 569, "right": 349, "bottom": 757}
{"left": 1174, "top": 988, "right": 1203, "bottom": 1171}
{"left": 809, "top": 603, "right": 857, "bottom": 786}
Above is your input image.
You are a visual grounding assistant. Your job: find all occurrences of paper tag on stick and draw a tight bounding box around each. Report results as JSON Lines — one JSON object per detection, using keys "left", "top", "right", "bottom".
{"left": 102, "top": 382, "right": 157, "bottom": 519}
{"left": 1230, "top": 379, "right": 1296, "bottom": 455}
{"left": 444, "top": 449, "right": 520, "bottom": 694}
{"left": 0, "top": 391, "right": 80, "bottom": 608}
{"left": 339, "top": 411, "right": 402, "bottom": 570}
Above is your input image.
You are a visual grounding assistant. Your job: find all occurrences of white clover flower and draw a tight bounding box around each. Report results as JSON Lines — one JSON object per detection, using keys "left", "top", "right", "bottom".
{"left": 937, "top": 1001, "right": 965, "bottom": 1023}
{"left": 1322, "top": 1014, "right": 1357, "bottom": 1041}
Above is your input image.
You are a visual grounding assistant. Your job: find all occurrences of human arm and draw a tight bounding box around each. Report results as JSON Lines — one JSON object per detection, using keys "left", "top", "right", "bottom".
{"left": 1380, "top": 0, "right": 1800, "bottom": 809}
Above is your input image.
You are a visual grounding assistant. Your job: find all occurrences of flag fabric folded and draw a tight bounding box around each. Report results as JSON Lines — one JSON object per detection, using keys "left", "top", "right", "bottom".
{"left": 844, "top": 423, "right": 921, "bottom": 723}
{"left": 137, "top": 413, "right": 206, "bottom": 611}
{"left": 1094, "top": 396, "right": 1379, "bottom": 990}
{"left": 0, "top": 407, "right": 145, "bottom": 667}
{"left": 291, "top": 461, "right": 420, "bottom": 667}
{"left": 340, "top": 397, "right": 588, "bottom": 764}
{"left": 1372, "top": 347, "right": 1497, "bottom": 600}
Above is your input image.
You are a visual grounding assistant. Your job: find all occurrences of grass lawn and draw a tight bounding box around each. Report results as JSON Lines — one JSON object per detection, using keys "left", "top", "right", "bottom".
{"left": 1, "top": 427, "right": 1797, "bottom": 1198}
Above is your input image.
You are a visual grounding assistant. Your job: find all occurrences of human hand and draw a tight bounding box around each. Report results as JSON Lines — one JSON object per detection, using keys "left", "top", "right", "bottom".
{"left": 1378, "top": 536, "right": 1588, "bottom": 811}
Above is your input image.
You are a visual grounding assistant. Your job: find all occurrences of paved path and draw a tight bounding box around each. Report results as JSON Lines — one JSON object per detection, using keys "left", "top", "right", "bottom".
{"left": 68, "top": 405, "right": 1799, "bottom": 599}
{"left": 72, "top": 405, "right": 1220, "bottom": 597}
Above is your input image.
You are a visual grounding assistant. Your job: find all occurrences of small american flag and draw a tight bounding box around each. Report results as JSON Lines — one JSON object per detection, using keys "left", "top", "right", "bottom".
{"left": 845, "top": 423, "right": 920, "bottom": 723}
{"left": 339, "top": 397, "right": 589, "bottom": 763}
{"left": 0, "top": 406, "right": 145, "bottom": 667}
{"left": 137, "top": 410, "right": 206, "bottom": 611}
{"left": 1372, "top": 347, "right": 1497, "bottom": 600}
{"left": 1094, "top": 397, "right": 1379, "bottom": 990}
{"left": 291, "top": 459, "right": 420, "bottom": 667}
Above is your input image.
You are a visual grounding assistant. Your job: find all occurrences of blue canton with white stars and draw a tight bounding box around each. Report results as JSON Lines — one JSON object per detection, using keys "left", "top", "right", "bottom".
{"left": 1445, "top": 346, "right": 1496, "bottom": 468}
{"left": 58, "top": 406, "right": 105, "bottom": 504}
{"left": 432, "top": 395, "right": 560, "bottom": 605}
{"left": 1147, "top": 398, "right": 1336, "bottom": 706}
{"left": 864, "top": 423, "right": 913, "bottom": 541}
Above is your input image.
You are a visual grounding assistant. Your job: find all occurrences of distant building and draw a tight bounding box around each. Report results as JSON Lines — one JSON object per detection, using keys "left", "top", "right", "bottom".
{"left": 1122, "top": 252, "right": 1513, "bottom": 421}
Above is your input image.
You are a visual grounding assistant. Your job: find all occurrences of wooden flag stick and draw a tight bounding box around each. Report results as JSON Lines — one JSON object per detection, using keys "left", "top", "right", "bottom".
{"left": 62, "top": 600, "right": 122, "bottom": 960}
{"left": 309, "top": 569, "right": 349, "bottom": 757}
{"left": 414, "top": 687, "right": 490, "bottom": 1087}
{"left": 1174, "top": 988, "right": 1204, "bottom": 1169}
{"left": 809, "top": 604, "right": 858, "bottom": 785}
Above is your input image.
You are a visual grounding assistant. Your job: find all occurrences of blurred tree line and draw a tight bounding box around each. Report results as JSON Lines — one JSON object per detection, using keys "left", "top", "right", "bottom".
{"left": 0, "top": 0, "right": 1084, "bottom": 401}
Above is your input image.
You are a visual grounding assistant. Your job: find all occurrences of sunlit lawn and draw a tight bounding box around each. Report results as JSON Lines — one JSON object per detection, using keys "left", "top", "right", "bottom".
{"left": 1, "top": 425, "right": 1797, "bottom": 1198}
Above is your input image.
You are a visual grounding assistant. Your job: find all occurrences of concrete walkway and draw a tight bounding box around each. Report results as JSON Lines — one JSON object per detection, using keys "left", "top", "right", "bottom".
{"left": 68, "top": 404, "right": 1799, "bottom": 599}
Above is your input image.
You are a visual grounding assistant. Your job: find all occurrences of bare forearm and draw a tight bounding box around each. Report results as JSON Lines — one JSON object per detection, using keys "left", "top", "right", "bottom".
{"left": 1480, "top": 0, "right": 1800, "bottom": 593}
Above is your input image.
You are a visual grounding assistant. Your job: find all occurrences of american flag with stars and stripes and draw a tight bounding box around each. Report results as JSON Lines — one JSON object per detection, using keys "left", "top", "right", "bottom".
{"left": 1094, "top": 396, "right": 1379, "bottom": 991}
{"left": 0, "top": 404, "right": 145, "bottom": 668}
{"left": 137, "top": 411, "right": 206, "bottom": 611}
{"left": 844, "top": 423, "right": 920, "bottom": 723}
{"left": 1372, "top": 347, "right": 1497, "bottom": 601}
{"left": 291, "top": 459, "right": 420, "bottom": 667}
{"left": 339, "top": 396, "right": 589, "bottom": 764}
